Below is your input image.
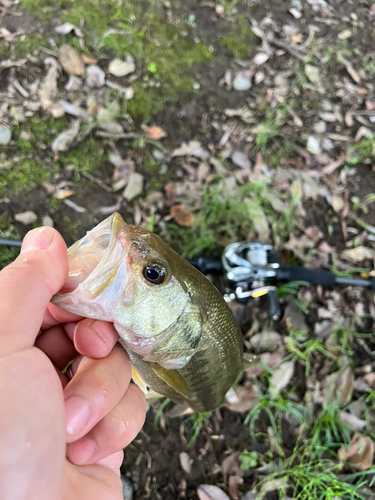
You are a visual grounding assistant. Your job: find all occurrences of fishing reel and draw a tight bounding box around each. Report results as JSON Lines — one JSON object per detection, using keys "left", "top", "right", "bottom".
{"left": 222, "top": 242, "right": 282, "bottom": 321}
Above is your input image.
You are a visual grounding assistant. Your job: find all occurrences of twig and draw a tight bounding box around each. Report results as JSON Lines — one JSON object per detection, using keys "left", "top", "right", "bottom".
{"left": 268, "top": 38, "right": 307, "bottom": 63}
{"left": 80, "top": 170, "right": 112, "bottom": 193}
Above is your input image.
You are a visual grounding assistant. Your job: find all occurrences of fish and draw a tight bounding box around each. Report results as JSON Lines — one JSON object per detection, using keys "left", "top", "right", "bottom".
{"left": 52, "top": 213, "right": 244, "bottom": 412}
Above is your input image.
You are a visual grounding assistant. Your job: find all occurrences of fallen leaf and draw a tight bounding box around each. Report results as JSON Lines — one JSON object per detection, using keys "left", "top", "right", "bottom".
{"left": 338, "top": 434, "right": 374, "bottom": 471}
{"left": 170, "top": 205, "right": 195, "bottom": 226}
{"left": 54, "top": 22, "right": 83, "bottom": 37}
{"left": 225, "top": 385, "right": 258, "bottom": 412}
{"left": 15, "top": 211, "right": 38, "bottom": 225}
{"left": 81, "top": 54, "right": 98, "bottom": 65}
{"left": 144, "top": 126, "right": 167, "bottom": 140}
{"left": 197, "top": 484, "right": 230, "bottom": 500}
{"left": 179, "top": 452, "right": 193, "bottom": 474}
{"left": 123, "top": 173, "right": 144, "bottom": 201}
{"left": 323, "top": 365, "right": 354, "bottom": 407}
{"left": 108, "top": 56, "right": 135, "bottom": 77}
{"left": 172, "top": 140, "right": 209, "bottom": 160}
{"left": 340, "top": 412, "right": 367, "bottom": 431}
{"left": 86, "top": 64, "right": 105, "bottom": 88}
{"left": 231, "top": 150, "right": 251, "bottom": 170}
{"left": 306, "top": 136, "right": 321, "bottom": 155}
{"left": 341, "top": 246, "right": 375, "bottom": 262}
{"left": 40, "top": 66, "right": 58, "bottom": 109}
{"left": 249, "top": 331, "right": 283, "bottom": 353}
{"left": 51, "top": 121, "right": 80, "bottom": 153}
{"left": 305, "top": 64, "right": 322, "bottom": 88}
{"left": 54, "top": 188, "right": 75, "bottom": 199}
{"left": 269, "top": 361, "right": 295, "bottom": 397}
{"left": 65, "top": 75, "right": 82, "bottom": 92}
{"left": 331, "top": 195, "right": 344, "bottom": 213}
{"left": 59, "top": 44, "right": 85, "bottom": 76}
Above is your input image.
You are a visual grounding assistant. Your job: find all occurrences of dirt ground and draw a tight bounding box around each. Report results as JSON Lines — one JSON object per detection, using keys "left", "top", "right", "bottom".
{"left": 1, "top": 0, "right": 375, "bottom": 498}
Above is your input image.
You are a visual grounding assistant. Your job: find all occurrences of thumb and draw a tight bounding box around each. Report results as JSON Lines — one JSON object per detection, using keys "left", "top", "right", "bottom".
{"left": 0, "top": 227, "right": 68, "bottom": 357}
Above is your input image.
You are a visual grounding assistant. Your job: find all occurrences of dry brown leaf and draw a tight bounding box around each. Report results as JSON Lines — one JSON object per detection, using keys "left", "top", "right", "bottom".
{"left": 342, "top": 246, "right": 375, "bottom": 263}
{"left": 81, "top": 54, "right": 98, "bottom": 64}
{"left": 59, "top": 44, "right": 85, "bottom": 76}
{"left": 144, "top": 126, "right": 167, "bottom": 140}
{"left": 338, "top": 434, "right": 374, "bottom": 471}
{"left": 170, "top": 205, "right": 195, "bottom": 226}
{"left": 164, "top": 183, "right": 176, "bottom": 207}
{"left": 225, "top": 385, "right": 258, "bottom": 412}
{"left": 323, "top": 365, "right": 354, "bottom": 407}
{"left": 269, "top": 361, "right": 295, "bottom": 397}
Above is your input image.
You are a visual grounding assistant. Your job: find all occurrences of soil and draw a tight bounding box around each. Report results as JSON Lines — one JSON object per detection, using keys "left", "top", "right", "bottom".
{"left": 0, "top": 0, "right": 375, "bottom": 498}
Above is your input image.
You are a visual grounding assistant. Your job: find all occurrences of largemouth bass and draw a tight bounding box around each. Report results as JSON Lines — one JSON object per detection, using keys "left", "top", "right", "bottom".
{"left": 53, "top": 213, "right": 244, "bottom": 412}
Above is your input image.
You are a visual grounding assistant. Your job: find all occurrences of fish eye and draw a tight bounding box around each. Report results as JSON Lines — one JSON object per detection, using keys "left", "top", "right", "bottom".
{"left": 143, "top": 263, "right": 166, "bottom": 285}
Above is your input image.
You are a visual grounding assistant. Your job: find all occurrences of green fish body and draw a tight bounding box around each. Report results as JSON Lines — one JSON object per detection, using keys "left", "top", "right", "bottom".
{"left": 53, "top": 213, "right": 243, "bottom": 411}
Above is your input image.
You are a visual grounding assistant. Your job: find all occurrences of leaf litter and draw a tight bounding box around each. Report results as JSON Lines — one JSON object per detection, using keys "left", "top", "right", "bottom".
{"left": 1, "top": 1, "right": 375, "bottom": 499}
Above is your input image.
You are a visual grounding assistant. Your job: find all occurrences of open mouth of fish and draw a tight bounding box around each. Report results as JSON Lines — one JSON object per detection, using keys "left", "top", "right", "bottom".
{"left": 52, "top": 213, "right": 177, "bottom": 358}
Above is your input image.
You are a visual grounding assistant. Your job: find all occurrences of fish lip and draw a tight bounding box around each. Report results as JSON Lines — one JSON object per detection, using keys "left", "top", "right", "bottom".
{"left": 53, "top": 213, "right": 130, "bottom": 307}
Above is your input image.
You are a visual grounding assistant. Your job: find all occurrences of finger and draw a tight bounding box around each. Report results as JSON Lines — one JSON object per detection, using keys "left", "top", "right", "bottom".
{"left": 67, "top": 384, "right": 146, "bottom": 465}
{"left": 96, "top": 450, "right": 124, "bottom": 474}
{"left": 0, "top": 227, "right": 68, "bottom": 356}
{"left": 64, "top": 345, "right": 131, "bottom": 442}
{"left": 74, "top": 319, "right": 119, "bottom": 359}
{"left": 35, "top": 325, "right": 78, "bottom": 371}
{"left": 42, "top": 303, "right": 83, "bottom": 330}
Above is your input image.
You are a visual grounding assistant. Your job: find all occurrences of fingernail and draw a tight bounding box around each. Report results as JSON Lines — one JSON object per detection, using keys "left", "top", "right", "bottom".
{"left": 65, "top": 396, "right": 91, "bottom": 436}
{"left": 67, "top": 437, "right": 97, "bottom": 465}
{"left": 21, "top": 227, "right": 55, "bottom": 254}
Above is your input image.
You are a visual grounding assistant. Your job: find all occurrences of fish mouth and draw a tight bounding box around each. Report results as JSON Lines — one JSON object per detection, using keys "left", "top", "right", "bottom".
{"left": 52, "top": 213, "right": 130, "bottom": 316}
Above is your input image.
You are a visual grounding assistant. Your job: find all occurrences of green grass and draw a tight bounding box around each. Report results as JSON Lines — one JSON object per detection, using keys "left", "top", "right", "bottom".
{"left": 285, "top": 329, "right": 336, "bottom": 376}
{"left": 166, "top": 176, "right": 298, "bottom": 259}
{"left": 219, "top": 14, "right": 256, "bottom": 59}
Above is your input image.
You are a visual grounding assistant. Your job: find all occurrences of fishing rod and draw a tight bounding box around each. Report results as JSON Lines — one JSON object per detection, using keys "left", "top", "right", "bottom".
{"left": 191, "top": 242, "right": 375, "bottom": 321}
{"left": 1, "top": 238, "right": 374, "bottom": 320}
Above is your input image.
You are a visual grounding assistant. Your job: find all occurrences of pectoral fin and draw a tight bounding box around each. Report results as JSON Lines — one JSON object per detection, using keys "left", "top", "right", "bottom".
{"left": 150, "top": 363, "right": 191, "bottom": 400}
{"left": 144, "top": 302, "right": 202, "bottom": 368}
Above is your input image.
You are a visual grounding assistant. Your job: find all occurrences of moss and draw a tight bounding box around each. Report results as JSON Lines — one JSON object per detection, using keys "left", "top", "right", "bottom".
{"left": 354, "top": 136, "right": 375, "bottom": 161}
{"left": 14, "top": 34, "right": 46, "bottom": 58}
{"left": 60, "top": 136, "right": 105, "bottom": 175}
{"left": 0, "top": 44, "right": 11, "bottom": 59}
{"left": 0, "top": 158, "right": 52, "bottom": 198}
{"left": 219, "top": 15, "right": 256, "bottom": 59}
{"left": 20, "top": 0, "right": 212, "bottom": 121}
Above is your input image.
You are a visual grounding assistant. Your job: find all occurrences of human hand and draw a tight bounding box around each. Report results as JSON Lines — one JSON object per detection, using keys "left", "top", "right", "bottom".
{"left": 0, "top": 227, "right": 146, "bottom": 500}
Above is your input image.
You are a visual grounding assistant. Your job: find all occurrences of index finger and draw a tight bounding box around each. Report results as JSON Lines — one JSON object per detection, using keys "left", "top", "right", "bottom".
{"left": 0, "top": 227, "right": 68, "bottom": 356}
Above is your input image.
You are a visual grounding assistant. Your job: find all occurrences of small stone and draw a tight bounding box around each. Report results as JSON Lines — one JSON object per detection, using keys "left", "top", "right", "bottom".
{"left": 313, "top": 120, "right": 327, "bottom": 134}
{"left": 123, "top": 173, "right": 144, "bottom": 201}
{"left": 86, "top": 64, "right": 105, "bottom": 88}
{"left": 108, "top": 56, "right": 135, "bottom": 77}
{"left": 65, "top": 75, "right": 82, "bottom": 92}
{"left": 306, "top": 136, "right": 322, "bottom": 155}
{"left": 179, "top": 451, "right": 193, "bottom": 474}
{"left": 331, "top": 195, "right": 344, "bottom": 213}
{"left": 15, "top": 211, "right": 38, "bottom": 225}
{"left": 59, "top": 44, "right": 85, "bottom": 76}
{"left": 42, "top": 215, "right": 54, "bottom": 227}
{"left": 233, "top": 72, "right": 252, "bottom": 91}
{"left": 0, "top": 123, "right": 12, "bottom": 145}
{"left": 254, "top": 52, "right": 269, "bottom": 65}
